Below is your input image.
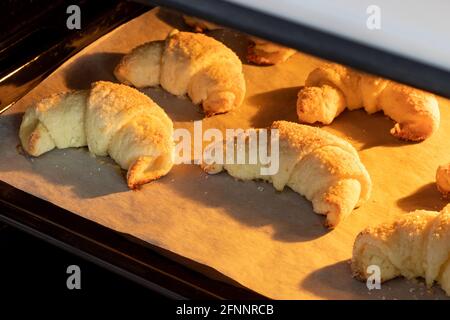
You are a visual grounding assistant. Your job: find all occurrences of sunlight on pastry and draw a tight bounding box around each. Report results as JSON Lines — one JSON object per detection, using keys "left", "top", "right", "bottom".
{"left": 5, "top": 6, "right": 450, "bottom": 300}
{"left": 19, "top": 81, "right": 174, "bottom": 189}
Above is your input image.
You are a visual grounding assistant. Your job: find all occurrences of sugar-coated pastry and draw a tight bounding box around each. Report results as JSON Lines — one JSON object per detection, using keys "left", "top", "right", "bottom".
{"left": 19, "top": 81, "right": 174, "bottom": 189}
{"left": 115, "top": 30, "right": 245, "bottom": 116}
{"left": 297, "top": 63, "right": 440, "bottom": 141}
{"left": 352, "top": 204, "right": 450, "bottom": 296}
{"left": 202, "top": 121, "right": 372, "bottom": 228}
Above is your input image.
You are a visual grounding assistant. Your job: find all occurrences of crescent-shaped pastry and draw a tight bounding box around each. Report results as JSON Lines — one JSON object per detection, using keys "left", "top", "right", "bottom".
{"left": 19, "top": 81, "right": 174, "bottom": 189}
{"left": 202, "top": 121, "right": 372, "bottom": 228}
{"left": 114, "top": 30, "right": 246, "bottom": 116}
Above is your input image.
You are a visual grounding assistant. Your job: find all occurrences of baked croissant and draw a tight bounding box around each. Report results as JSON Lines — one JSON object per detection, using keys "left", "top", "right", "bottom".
{"left": 436, "top": 163, "right": 450, "bottom": 197}
{"left": 182, "top": 15, "right": 221, "bottom": 32}
{"left": 297, "top": 63, "right": 440, "bottom": 141}
{"left": 19, "top": 81, "right": 174, "bottom": 189}
{"left": 247, "top": 36, "right": 296, "bottom": 66}
{"left": 114, "top": 30, "right": 246, "bottom": 116}
{"left": 182, "top": 15, "right": 295, "bottom": 65}
{"left": 352, "top": 204, "right": 450, "bottom": 296}
{"left": 202, "top": 121, "right": 372, "bottom": 228}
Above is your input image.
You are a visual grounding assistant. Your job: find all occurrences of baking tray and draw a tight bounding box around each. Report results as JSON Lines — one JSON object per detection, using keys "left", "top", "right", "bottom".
{"left": 1, "top": 7, "right": 449, "bottom": 299}
{"left": 0, "top": 2, "right": 263, "bottom": 299}
{"left": 0, "top": 180, "right": 264, "bottom": 299}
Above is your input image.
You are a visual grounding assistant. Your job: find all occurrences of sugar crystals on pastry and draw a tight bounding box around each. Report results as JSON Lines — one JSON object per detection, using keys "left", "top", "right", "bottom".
{"left": 19, "top": 81, "right": 174, "bottom": 189}
{"left": 115, "top": 30, "right": 246, "bottom": 116}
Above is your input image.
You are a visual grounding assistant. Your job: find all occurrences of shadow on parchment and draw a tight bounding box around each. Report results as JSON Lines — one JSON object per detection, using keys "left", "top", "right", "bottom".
{"left": 396, "top": 182, "right": 448, "bottom": 212}
{"left": 166, "top": 165, "right": 329, "bottom": 243}
{"left": 300, "top": 260, "right": 366, "bottom": 300}
{"left": 248, "top": 87, "right": 411, "bottom": 150}
{"left": 330, "top": 110, "right": 412, "bottom": 150}
{"left": 0, "top": 113, "right": 129, "bottom": 198}
{"left": 63, "top": 52, "right": 124, "bottom": 90}
{"left": 156, "top": 8, "right": 249, "bottom": 64}
{"left": 156, "top": 7, "right": 191, "bottom": 31}
{"left": 63, "top": 52, "right": 203, "bottom": 122}
{"left": 206, "top": 29, "right": 249, "bottom": 63}
{"left": 299, "top": 260, "right": 446, "bottom": 300}
{"left": 247, "top": 86, "right": 301, "bottom": 128}
{"left": 301, "top": 259, "right": 448, "bottom": 300}
{"left": 141, "top": 87, "right": 204, "bottom": 122}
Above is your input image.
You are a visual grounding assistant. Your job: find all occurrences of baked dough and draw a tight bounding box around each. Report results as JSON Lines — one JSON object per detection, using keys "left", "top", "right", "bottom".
{"left": 297, "top": 63, "right": 440, "bottom": 141}
{"left": 352, "top": 204, "right": 450, "bottom": 296}
{"left": 247, "top": 36, "right": 296, "bottom": 65}
{"left": 115, "top": 30, "right": 246, "bottom": 116}
{"left": 436, "top": 163, "right": 450, "bottom": 197}
{"left": 183, "top": 15, "right": 221, "bottom": 32}
{"left": 202, "top": 120, "right": 372, "bottom": 228}
{"left": 19, "top": 81, "right": 174, "bottom": 189}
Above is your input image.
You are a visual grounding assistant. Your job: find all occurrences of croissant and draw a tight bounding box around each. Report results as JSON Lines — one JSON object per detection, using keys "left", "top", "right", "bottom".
{"left": 247, "top": 36, "right": 296, "bottom": 66}
{"left": 19, "top": 81, "right": 174, "bottom": 189}
{"left": 202, "top": 121, "right": 372, "bottom": 228}
{"left": 297, "top": 63, "right": 440, "bottom": 141}
{"left": 182, "top": 15, "right": 295, "bottom": 65}
{"left": 182, "top": 15, "right": 221, "bottom": 32}
{"left": 436, "top": 163, "right": 450, "bottom": 197}
{"left": 114, "top": 30, "right": 246, "bottom": 116}
{"left": 352, "top": 204, "right": 450, "bottom": 296}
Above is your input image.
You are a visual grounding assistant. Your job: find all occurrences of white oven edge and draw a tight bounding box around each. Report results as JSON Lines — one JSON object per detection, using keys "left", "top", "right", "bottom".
{"left": 224, "top": 0, "right": 450, "bottom": 72}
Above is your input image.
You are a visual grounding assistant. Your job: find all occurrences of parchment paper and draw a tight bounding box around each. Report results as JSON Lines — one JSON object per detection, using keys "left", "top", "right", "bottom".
{"left": 1, "top": 8, "right": 449, "bottom": 299}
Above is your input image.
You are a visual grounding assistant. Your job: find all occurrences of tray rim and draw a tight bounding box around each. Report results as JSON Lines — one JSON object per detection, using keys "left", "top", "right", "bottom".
{"left": 0, "top": 179, "right": 267, "bottom": 299}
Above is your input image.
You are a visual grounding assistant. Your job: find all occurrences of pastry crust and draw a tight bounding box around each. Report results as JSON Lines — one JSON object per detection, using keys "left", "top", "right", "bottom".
{"left": 114, "top": 41, "right": 164, "bottom": 88}
{"left": 202, "top": 121, "right": 372, "bottom": 228}
{"left": 247, "top": 36, "right": 296, "bottom": 65}
{"left": 114, "top": 30, "right": 245, "bottom": 116}
{"left": 297, "top": 63, "right": 440, "bottom": 141}
{"left": 182, "top": 15, "right": 221, "bottom": 32}
{"left": 436, "top": 163, "right": 450, "bottom": 197}
{"left": 19, "top": 91, "right": 88, "bottom": 157}
{"left": 352, "top": 204, "right": 450, "bottom": 296}
{"left": 19, "top": 81, "right": 174, "bottom": 189}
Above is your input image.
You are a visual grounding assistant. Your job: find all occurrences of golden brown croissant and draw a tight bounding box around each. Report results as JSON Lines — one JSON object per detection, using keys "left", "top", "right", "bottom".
{"left": 436, "top": 163, "right": 450, "bottom": 197}
{"left": 202, "top": 121, "right": 372, "bottom": 228}
{"left": 352, "top": 204, "right": 450, "bottom": 296}
{"left": 114, "top": 30, "right": 246, "bottom": 116}
{"left": 182, "top": 15, "right": 221, "bottom": 32}
{"left": 19, "top": 81, "right": 174, "bottom": 189}
{"left": 246, "top": 36, "right": 296, "bottom": 66}
{"left": 297, "top": 63, "right": 440, "bottom": 141}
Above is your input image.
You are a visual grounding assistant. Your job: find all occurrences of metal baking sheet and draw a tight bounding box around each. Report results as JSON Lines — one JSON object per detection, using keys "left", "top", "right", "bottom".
{"left": 0, "top": 8, "right": 449, "bottom": 299}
